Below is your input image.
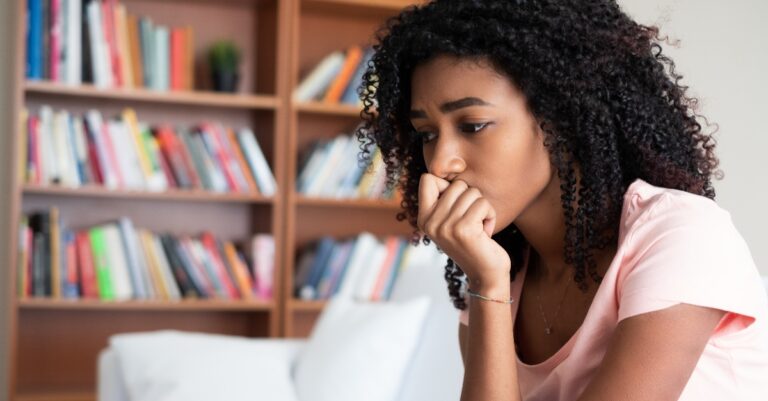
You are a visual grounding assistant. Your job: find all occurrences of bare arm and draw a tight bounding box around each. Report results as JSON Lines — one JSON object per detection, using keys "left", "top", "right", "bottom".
{"left": 457, "top": 302, "right": 725, "bottom": 401}
{"left": 576, "top": 303, "right": 725, "bottom": 401}
{"left": 459, "top": 283, "right": 520, "bottom": 401}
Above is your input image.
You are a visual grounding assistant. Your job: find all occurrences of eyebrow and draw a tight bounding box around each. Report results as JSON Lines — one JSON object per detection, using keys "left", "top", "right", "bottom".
{"left": 410, "top": 97, "right": 493, "bottom": 119}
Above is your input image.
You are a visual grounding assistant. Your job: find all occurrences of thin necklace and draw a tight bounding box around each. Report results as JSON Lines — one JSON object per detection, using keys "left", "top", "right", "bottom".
{"left": 534, "top": 272, "right": 573, "bottom": 335}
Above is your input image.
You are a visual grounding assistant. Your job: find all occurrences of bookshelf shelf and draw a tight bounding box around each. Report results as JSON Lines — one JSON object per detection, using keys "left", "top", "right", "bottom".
{"left": 288, "top": 299, "right": 327, "bottom": 311}
{"left": 14, "top": 391, "right": 94, "bottom": 401}
{"left": 295, "top": 100, "right": 361, "bottom": 116}
{"left": 304, "top": 0, "right": 415, "bottom": 12}
{"left": 22, "top": 184, "right": 275, "bottom": 204}
{"left": 295, "top": 194, "right": 400, "bottom": 209}
{"left": 17, "top": 298, "right": 275, "bottom": 312}
{"left": 25, "top": 81, "right": 280, "bottom": 110}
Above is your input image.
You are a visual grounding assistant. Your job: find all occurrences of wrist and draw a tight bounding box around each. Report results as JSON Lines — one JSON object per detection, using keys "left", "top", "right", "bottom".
{"left": 466, "top": 275, "right": 510, "bottom": 299}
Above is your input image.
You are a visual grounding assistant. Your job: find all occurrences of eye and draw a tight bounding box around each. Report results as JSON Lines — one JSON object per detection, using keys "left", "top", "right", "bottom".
{"left": 416, "top": 130, "right": 437, "bottom": 144}
{"left": 459, "top": 122, "right": 490, "bottom": 134}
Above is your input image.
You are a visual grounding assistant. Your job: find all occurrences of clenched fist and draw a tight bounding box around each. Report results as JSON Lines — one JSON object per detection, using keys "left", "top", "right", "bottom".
{"left": 417, "top": 173, "right": 511, "bottom": 291}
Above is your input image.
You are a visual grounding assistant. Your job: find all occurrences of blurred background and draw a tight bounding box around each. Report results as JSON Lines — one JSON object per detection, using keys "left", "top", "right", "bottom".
{"left": 0, "top": 1, "right": 765, "bottom": 400}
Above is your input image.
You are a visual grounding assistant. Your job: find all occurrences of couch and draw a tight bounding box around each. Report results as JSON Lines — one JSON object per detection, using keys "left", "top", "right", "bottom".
{"left": 97, "top": 245, "right": 465, "bottom": 401}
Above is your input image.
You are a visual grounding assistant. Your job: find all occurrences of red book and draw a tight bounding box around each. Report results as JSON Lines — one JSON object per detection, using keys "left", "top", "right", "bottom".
{"left": 49, "top": 0, "right": 61, "bottom": 81}
{"left": 156, "top": 127, "right": 191, "bottom": 189}
{"left": 170, "top": 28, "right": 185, "bottom": 91}
{"left": 102, "top": 0, "right": 123, "bottom": 87}
{"left": 24, "top": 227, "right": 33, "bottom": 297}
{"left": 75, "top": 231, "right": 99, "bottom": 299}
{"left": 201, "top": 233, "right": 240, "bottom": 299}
{"left": 200, "top": 124, "right": 240, "bottom": 192}
{"left": 83, "top": 119, "right": 104, "bottom": 185}
{"left": 101, "top": 121, "right": 124, "bottom": 188}
{"left": 155, "top": 141, "right": 178, "bottom": 189}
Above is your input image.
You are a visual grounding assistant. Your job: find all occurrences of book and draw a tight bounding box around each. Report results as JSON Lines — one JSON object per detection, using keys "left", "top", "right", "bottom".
{"left": 251, "top": 234, "right": 275, "bottom": 299}
{"left": 322, "top": 46, "right": 363, "bottom": 103}
{"left": 236, "top": 128, "right": 276, "bottom": 196}
{"left": 293, "top": 51, "right": 346, "bottom": 102}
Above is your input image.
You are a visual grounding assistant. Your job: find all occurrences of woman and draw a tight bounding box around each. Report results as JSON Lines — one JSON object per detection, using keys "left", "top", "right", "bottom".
{"left": 356, "top": 1, "right": 768, "bottom": 400}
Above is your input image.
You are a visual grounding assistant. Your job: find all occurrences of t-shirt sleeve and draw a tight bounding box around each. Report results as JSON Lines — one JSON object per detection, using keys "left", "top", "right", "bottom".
{"left": 617, "top": 194, "right": 766, "bottom": 336}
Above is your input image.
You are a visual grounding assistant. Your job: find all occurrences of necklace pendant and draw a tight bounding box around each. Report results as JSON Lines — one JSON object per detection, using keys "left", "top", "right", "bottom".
{"left": 545, "top": 327, "right": 552, "bottom": 335}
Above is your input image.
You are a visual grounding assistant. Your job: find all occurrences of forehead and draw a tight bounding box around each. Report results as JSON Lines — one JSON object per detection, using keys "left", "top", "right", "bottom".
{"left": 410, "top": 55, "right": 513, "bottom": 106}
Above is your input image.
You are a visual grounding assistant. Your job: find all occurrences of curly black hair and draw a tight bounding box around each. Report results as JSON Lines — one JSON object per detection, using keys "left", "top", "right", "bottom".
{"left": 355, "top": 0, "right": 720, "bottom": 311}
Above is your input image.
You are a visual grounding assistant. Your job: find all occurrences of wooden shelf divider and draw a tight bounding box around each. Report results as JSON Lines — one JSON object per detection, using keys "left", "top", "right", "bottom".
{"left": 17, "top": 298, "right": 275, "bottom": 312}
{"left": 25, "top": 81, "right": 279, "bottom": 110}
{"left": 22, "top": 184, "right": 274, "bottom": 204}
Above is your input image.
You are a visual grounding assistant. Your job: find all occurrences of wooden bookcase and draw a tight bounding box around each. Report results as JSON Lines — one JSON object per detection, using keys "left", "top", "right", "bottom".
{"left": 5, "top": 0, "right": 417, "bottom": 399}
{"left": 283, "top": 0, "right": 416, "bottom": 337}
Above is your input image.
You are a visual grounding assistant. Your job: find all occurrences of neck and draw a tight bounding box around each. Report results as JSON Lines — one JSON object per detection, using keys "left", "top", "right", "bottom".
{"left": 514, "top": 172, "right": 571, "bottom": 282}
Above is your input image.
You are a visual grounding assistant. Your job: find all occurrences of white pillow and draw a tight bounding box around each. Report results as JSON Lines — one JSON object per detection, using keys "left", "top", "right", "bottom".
{"left": 110, "top": 330, "right": 303, "bottom": 401}
{"left": 294, "top": 296, "right": 432, "bottom": 401}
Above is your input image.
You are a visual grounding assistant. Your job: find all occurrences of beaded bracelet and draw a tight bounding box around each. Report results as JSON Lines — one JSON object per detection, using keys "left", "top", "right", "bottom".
{"left": 466, "top": 288, "right": 515, "bottom": 305}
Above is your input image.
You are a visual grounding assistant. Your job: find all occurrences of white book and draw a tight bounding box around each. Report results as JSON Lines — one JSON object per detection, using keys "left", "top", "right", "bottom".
{"left": 296, "top": 141, "right": 328, "bottom": 192}
{"left": 154, "top": 26, "right": 169, "bottom": 91}
{"left": 39, "top": 106, "right": 57, "bottom": 184}
{"left": 237, "top": 128, "right": 277, "bottom": 196}
{"left": 107, "top": 120, "right": 143, "bottom": 189}
{"left": 293, "top": 51, "right": 346, "bottom": 102}
{"left": 326, "top": 135, "right": 362, "bottom": 198}
{"left": 335, "top": 232, "right": 380, "bottom": 299}
{"left": 85, "top": 110, "right": 118, "bottom": 188}
{"left": 353, "top": 237, "right": 389, "bottom": 301}
{"left": 86, "top": 0, "right": 112, "bottom": 87}
{"left": 130, "top": 230, "right": 156, "bottom": 300}
{"left": 65, "top": 0, "right": 81, "bottom": 85}
{"left": 116, "top": 217, "right": 148, "bottom": 299}
{"left": 252, "top": 234, "right": 275, "bottom": 300}
{"left": 52, "top": 111, "right": 77, "bottom": 187}
{"left": 102, "top": 224, "right": 133, "bottom": 300}
{"left": 306, "top": 135, "right": 349, "bottom": 196}
{"left": 151, "top": 235, "right": 182, "bottom": 301}
{"left": 59, "top": 0, "right": 68, "bottom": 82}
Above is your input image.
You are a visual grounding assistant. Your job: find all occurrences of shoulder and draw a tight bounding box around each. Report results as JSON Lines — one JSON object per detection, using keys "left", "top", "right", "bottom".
{"left": 619, "top": 179, "right": 738, "bottom": 252}
{"left": 616, "top": 179, "right": 766, "bottom": 326}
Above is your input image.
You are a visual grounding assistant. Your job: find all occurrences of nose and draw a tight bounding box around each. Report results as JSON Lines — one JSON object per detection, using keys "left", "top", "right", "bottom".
{"left": 426, "top": 138, "right": 466, "bottom": 182}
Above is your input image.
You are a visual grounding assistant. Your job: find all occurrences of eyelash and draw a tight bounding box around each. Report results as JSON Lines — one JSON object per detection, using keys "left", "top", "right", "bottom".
{"left": 418, "top": 122, "right": 490, "bottom": 144}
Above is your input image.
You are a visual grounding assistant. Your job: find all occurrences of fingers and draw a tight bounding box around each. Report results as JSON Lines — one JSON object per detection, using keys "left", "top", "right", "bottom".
{"left": 428, "top": 180, "right": 469, "bottom": 230}
{"left": 461, "top": 197, "right": 496, "bottom": 237}
{"left": 417, "top": 173, "right": 450, "bottom": 231}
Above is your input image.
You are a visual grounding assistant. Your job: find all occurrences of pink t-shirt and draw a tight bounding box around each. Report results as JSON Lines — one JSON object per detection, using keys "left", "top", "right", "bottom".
{"left": 459, "top": 178, "right": 768, "bottom": 400}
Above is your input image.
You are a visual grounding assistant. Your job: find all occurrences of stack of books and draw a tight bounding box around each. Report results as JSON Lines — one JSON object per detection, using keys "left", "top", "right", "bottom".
{"left": 17, "top": 209, "right": 275, "bottom": 301}
{"left": 296, "top": 130, "right": 398, "bottom": 200}
{"left": 20, "top": 106, "right": 277, "bottom": 195}
{"left": 26, "top": 0, "right": 195, "bottom": 90}
{"left": 293, "top": 232, "right": 442, "bottom": 302}
{"left": 293, "top": 46, "right": 375, "bottom": 106}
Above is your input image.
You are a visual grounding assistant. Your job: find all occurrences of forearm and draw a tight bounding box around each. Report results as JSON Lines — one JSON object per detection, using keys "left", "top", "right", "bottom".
{"left": 460, "top": 282, "right": 521, "bottom": 401}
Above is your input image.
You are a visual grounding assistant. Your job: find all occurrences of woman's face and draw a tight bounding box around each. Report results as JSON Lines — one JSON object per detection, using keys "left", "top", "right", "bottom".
{"left": 409, "top": 55, "right": 555, "bottom": 234}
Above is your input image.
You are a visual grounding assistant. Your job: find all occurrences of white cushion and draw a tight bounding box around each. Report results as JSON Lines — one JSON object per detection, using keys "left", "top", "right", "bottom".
{"left": 294, "top": 295, "right": 431, "bottom": 401}
{"left": 110, "top": 330, "right": 304, "bottom": 401}
{"left": 389, "top": 248, "right": 463, "bottom": 401}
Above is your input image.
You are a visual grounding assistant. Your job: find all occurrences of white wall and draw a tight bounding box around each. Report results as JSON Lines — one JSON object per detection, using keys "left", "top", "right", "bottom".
{"left": 0, "top": 0, "right": 15, "bottom": 398}
{"left": 619, "top": 0, "right": 768, "bottom": 274}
